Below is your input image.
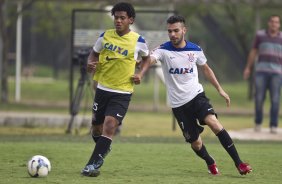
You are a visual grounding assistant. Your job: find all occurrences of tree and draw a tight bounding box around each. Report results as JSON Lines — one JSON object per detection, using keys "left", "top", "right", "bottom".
{"left": 0, "top": 0, "right": 9, "bottom": 103}
{"left": 0, "top": 0, "right": 35, "bottom": 103}
{"left": 0, "top": 0, "right": 107, "bottom": 103}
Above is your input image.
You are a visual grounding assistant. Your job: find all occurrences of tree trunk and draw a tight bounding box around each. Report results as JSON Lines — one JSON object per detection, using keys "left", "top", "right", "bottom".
{"left": 0, "top": 0, "right": 9, "bottom": 103}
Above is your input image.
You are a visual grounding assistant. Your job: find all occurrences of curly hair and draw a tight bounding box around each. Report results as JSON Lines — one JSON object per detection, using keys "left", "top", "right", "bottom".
{"left": 167, "top": 15, "right": 186, "bottom": 25}
{"left": 111, "top": 2, "right": 136, "bottom": 19}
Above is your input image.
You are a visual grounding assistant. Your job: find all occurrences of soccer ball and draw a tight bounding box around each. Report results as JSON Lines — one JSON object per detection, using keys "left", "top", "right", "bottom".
{"left": 27, "top": 155, "right": 51, "bottom": 177}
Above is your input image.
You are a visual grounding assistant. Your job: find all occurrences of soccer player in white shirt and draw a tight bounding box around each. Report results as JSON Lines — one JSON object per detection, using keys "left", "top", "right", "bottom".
{"left": 150, "top": 15, "right": 252, "bottom": 175}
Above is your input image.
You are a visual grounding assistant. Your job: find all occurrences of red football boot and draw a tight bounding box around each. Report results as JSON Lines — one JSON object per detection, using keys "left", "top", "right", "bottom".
{"left": 237, "top": 163, "right": 252, "bottom": 175}
{"left": 208, "top": 163, "right": 220, "bottom": 175}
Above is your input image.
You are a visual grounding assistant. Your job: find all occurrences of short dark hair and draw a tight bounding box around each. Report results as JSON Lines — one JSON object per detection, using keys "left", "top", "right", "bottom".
{"left": 167, "top": 15, "right": 186, "bottom": 25}
{"left": 268, "top": 14, "right": 281, "bottom": 22}
{"left": 111, "top": 2, "right": 136, "bottom": 19}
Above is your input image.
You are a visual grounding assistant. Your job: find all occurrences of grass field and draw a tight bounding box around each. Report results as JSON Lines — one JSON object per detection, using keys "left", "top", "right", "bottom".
{"left": 0, "top": 134, "right": 282, "bottom": 184}
{"left": 1, "top": 111, "right": 282, "bottom": 184}
{"left": 3, "top": 77, "right": 275, "bottom": 111}
{"left": 1, "top": 77, "right": 282, "bottom": 183}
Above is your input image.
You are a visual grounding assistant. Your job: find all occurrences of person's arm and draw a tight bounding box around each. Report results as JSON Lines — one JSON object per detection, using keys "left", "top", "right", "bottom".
{"left": 149, "top": 56, "right": 158, "bottom": 65}
{"left": 200, "top": 63, "right": 230, "bottom": 107}
{"left": 87, "top": 31, "right": 104, "bottom": 74}
{"left": 87, "top": 50, "right": 99, "bottom": 73}
{"left": 243, "top": 48, "right": 257, "bottom": 80}
{"left": 131, "top": 56, "right": 151, "bottom": 85}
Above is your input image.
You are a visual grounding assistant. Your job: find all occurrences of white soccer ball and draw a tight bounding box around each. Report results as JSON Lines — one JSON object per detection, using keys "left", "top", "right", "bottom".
{"left": 27, "top": 155, "right": 51, "bottom": 177}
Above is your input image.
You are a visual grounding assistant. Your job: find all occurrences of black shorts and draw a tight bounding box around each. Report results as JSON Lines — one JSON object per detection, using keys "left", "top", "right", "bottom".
{"left": 172, "top": 92, "right": 217, "bottom": 143}
{"left": 92, "top": 88, "right": 132, "bottom": 125}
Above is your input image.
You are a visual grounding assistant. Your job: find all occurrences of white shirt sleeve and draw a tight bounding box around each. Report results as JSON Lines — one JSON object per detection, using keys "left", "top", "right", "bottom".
{"left": 137, "top": 42, "right": 149, "bottom": 57}
{"left": 150, "top": 47, "right": 163, "bottom": 63}
{"left": 93, "top": 36, "right": 103, "bottom": 53}
{"left": 135, "top": 36, "right": 149, "bottom": 60}
{"left": 196, "top": 50, "right": 207, "bottom": 65}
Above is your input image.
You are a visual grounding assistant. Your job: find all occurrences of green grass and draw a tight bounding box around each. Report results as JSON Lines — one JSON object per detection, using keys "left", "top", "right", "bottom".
{"left": 8, "top": 78, "right": 70, "bottom": 103}
{"left": 0, "top": 135, "right": 282, "bottom": 184}
{"left": 1, "top": 76, "right": 281, "bottom": 183}
{"left": 4, "top": 76, "right": 277, "bottom": 113}
{"left": 4, "top": 77, "right": 276, "bottom": 110}
{"left": 0, "top": 111, "right": 280, "bottom": 184}
{"left": 0, "top": 111, "right": 258, "bottom": 137}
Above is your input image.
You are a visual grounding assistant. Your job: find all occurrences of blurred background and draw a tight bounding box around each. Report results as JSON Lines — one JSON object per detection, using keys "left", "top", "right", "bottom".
{"left": 0, "top": 0, "right": 281, "bottom": 134}
{"left": 1, "top": 2, "right": 282, "bottom": 183}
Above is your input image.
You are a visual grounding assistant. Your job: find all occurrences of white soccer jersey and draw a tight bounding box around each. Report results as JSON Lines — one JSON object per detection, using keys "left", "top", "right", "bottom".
{"left": 151, "top": 41, "right": 207, "bottom": 108}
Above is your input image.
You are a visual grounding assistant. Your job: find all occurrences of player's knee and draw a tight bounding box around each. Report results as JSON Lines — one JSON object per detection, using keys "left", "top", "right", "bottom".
{"left": 182, "top": 129, "right": 199, "bottom": 143}
{"left": 205, "top": 115, "right": 223, "bottom": 134}
{"left": 103, "top": 116, "right": 119, "bottom": 137}
{"left": 91, "top": 125, "right": 103, "bottom": 136}
{"left": 103, "top": 126, "right": 118, "bottom": 137}
{"left": 91, "top": 125, "right": 103, "bottom": 143}
{"left": 184, "top": 134, "right": 199, "bottom": 144}
{"left": 191, "top": 138, "right": 202, "bottom": 150}
{"left": 210, "top": 123, "right": 223, "bottom": 134}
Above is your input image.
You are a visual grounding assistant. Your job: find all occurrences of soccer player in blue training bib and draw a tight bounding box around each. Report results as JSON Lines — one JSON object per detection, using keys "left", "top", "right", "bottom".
{"left": 150, "top": 15, "right": 252, "bottom": 176}
{"left": 81, "top": 2, "right": 151, "bottom": 177}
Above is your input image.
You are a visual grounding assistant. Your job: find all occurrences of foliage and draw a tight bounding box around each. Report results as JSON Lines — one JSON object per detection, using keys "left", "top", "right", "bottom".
{"left": 176, "top": 3, "right": 282, "bottom": 82}
{"left": 0, "top": 0, "right": 37, "bottom": 103}
{"left": 2, "top": 1, "right": 282, "bottom": 102}
{"left": 27, "top": 1, "right": 113, "bottom": 38}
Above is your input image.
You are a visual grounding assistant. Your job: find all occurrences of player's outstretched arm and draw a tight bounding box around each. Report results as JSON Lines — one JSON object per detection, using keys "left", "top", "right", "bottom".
{"left": 131, "top": 56, "right": 151, "bottom": 85}
{"left": 200, "top": 63, "right": 230, "bottom": 107}
{"left": 87, "top": 50, "right": 99, "bottom": 73}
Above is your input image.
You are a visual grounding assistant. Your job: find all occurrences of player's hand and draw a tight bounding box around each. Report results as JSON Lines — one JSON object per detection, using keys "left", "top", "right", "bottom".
{"left": 131, "top": 74, "right": 142, "bottom": 85}
{"left": 87, "top": 61, "right": 98, "bottom": 73}
{"left": 219, "top": 89, "right": 230, "bottom": 107}
{"left": 243, "top": 67, "right": 251, "bottom": 80}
